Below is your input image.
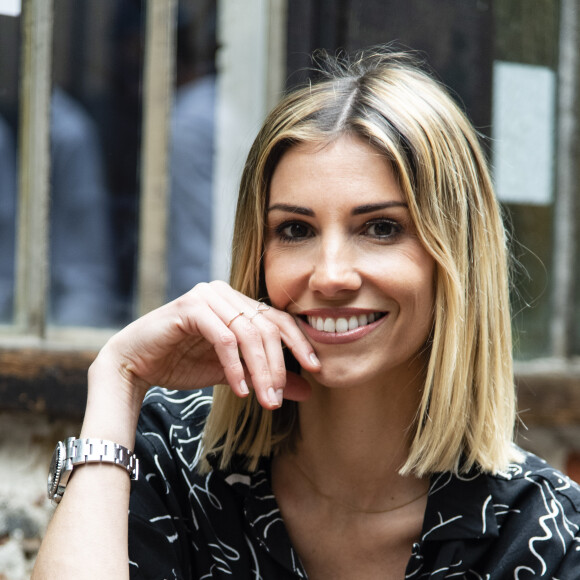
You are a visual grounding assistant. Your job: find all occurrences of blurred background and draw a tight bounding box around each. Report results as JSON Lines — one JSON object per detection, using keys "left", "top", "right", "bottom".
{"left": 0, "top": 0, "right": 579, "bottom": 577}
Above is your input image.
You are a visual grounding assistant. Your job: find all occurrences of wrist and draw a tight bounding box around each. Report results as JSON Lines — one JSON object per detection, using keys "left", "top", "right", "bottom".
{"left": 48, "top": 437, "right": 139, "bottom": 503}
{"left": 81, "top": 353, "right": 147, "bottom": 449}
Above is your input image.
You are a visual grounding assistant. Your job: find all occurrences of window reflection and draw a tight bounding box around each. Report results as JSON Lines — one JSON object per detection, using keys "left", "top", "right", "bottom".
{"left": 0, "top": 11, "right": 20, "bottom": 324}
{"left": 168, "top": 0, "right": 217, "bottom": 300}
{"left": 0, "top": 113, "right": 17, "bottom": 322}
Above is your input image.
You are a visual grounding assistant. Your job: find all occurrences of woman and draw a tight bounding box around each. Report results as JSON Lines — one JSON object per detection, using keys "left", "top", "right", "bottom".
{"left": 33, "top": 49, "right": 580, "bottom": 579}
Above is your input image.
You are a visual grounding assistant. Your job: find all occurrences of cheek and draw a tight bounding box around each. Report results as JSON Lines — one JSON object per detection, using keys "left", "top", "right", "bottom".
{"left": 384, "top": 251, "right": 435, "bottom": 318}
{"left": 263, "top": 249, "right": 303, "bottom": 309}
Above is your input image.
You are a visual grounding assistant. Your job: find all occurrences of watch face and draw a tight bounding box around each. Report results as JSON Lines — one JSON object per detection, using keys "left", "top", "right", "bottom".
{"left": 47, "top": 440, "right": 65, "bottom": 499}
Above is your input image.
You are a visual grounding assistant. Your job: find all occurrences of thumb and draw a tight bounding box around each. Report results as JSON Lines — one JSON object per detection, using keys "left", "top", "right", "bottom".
{"left": 282, "top": 371, "right": 312, "bottom": 402}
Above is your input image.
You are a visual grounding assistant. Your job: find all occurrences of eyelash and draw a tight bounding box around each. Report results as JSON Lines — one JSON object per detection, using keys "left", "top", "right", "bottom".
{"left": 274, "top": 221, "right": 313, "bottom": 243}
{"left": 272, "top": 218, "right": 403, "bottom": 243}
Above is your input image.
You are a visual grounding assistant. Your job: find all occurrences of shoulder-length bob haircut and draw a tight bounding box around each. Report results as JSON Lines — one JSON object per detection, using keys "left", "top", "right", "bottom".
{"left": 201, "top": 47, "right": 521, "bottom": 477}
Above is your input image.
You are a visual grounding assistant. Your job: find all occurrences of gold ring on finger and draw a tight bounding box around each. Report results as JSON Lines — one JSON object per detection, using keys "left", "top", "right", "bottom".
{"left": 227, "top": 311, "right": 245, "bottom": 327}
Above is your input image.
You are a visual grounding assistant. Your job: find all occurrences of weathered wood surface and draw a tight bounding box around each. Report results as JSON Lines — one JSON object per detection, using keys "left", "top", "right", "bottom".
{"left": 0, "top": 347, "right": 579, "bottom": 428}
{"left": 0, "top": 348, "right": 95, "bottom": 419}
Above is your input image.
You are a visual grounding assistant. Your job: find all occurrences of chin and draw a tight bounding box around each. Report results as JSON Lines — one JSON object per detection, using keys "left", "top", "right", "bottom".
{"left": 303, "top": 361, "right": 378, "bottom": 391}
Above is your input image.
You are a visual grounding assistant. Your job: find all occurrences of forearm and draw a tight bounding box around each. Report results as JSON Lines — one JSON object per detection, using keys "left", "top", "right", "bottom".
{"left": 32, "top": 281, "right": 319, "bottom": 577}
{"left": 32, "top": 355, "right": 146, "bottom": 579}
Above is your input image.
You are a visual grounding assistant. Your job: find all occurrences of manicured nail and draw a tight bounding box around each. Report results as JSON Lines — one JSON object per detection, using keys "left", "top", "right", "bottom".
{"left": 240, "top": 380, "right": 249, "bottom": 395}
{"left": 268, "top": 387, "right": 282, "bottom": 407}
{"left": 309, "top": 352, "right": 321, "bottom": 367}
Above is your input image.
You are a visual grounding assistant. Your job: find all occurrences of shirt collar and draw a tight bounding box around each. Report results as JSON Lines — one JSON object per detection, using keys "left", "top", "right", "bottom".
{"left": 221, "top": 456, "right": 308, "bottom": 577}
{"left": 219, "top": 455, "right": 499, "bottom": 564}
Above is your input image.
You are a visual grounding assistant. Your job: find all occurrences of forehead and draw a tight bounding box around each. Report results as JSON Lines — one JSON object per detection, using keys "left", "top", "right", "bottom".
{"left": 269, "top": 134, "right": 405, "bottom": 207}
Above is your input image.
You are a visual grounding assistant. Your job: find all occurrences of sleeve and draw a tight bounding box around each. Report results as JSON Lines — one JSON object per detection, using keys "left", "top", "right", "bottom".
{"left": 128, "top": 394, "right": 199, "bottom": 580}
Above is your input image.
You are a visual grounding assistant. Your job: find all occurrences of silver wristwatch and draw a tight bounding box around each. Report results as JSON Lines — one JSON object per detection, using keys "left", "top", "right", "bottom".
{"left": 47, "top": 437, "right": 139, "bottom": 503}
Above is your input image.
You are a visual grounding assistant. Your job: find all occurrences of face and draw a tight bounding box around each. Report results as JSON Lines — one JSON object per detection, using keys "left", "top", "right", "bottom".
{"left": 264, "top": 134, "right": 435, "bottom": 390}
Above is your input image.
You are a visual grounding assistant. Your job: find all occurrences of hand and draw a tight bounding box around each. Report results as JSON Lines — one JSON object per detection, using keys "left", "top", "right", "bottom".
{"left": 95, "top": 281, "right": 320, "bottom": 409}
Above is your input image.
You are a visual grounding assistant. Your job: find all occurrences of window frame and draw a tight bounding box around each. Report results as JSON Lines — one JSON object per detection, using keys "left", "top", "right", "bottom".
{"left": 0, "top": 0, "right": 288, "bottom": 414}
{"left": 1, "top": 0, "right": 579, "bottom": 433}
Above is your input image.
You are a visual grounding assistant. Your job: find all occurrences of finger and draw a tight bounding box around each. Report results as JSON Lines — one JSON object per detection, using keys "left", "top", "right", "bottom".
{"left": 200, "top": 285, "right": 283, "bottom": 408}
{"left": 232, "top": 319, "right": 282, "bottom": 409}
{"left": 196, "top": 282, "right": 315, "bottom": 408}
{"left": 192, "top": 307, "right": 251, "bottom": 398}
{"left": 264, "top": 310, "right": 321, "bottom": 373}
{"left": 242, "top": 312, "right": 287, "bottom": 390}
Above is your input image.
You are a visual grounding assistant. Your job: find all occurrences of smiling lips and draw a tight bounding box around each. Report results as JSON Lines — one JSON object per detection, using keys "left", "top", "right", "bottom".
{"left": 306, "top": 312, "right": 385, "bottom": 333}
{"left": 298, "top": 311, "right": 388, "bottom": 344}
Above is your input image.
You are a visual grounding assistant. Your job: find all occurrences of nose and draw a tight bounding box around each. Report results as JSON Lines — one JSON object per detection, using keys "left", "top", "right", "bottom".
{"left": 308, "top": 235, "right": 362, "bottom": 296}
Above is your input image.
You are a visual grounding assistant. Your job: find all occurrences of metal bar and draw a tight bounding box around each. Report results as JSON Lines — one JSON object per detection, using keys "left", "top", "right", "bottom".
{"left": 551, "top": 0, "right": 578, "bottom": 357}
{"left": 14, "top": 0, "right": 54, "bottom": 336}
{"left": 137, "top": 0, "right": 176, "bottom": 316}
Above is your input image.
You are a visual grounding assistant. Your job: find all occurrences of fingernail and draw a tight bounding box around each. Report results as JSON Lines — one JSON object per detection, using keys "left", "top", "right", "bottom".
{"left": 268, "top": 387, "right": 282, "bottom": 407}
{"left": 240, "top": 380, "right": 249, "bottom": 395}
{"left": 309, "top": 352, "right": 321, "bottom": 367}
{"left": 276, "top": 388, "right": 284, "bottom": 406}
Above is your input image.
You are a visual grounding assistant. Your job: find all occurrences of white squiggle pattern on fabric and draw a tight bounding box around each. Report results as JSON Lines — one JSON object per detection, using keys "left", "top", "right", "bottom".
{"left": 421, "top": 512, "right": 463, "bottom": 540}
{"left": 481, "top": 495, "right": 492, "bottom": 534}
{"left": 128, "top": 389, "right": 580, "bottom": 579}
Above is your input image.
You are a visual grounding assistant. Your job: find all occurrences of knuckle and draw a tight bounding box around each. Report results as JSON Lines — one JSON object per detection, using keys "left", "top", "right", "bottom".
{"left": 273, "top": 364, "right": 287, "bottom": 385}
{"left": 225, "top": 359, "right": 245, "bottom": 375}
{"left": 189, "top": 281, "right": 210, "bottom": 299}
{"left": 243, "top": 324, "right": 261, "bottom": 342}
{"left": 262, "top": 324, "right": 280, "bottom": 341}
{"left": 210, "top": 280, "right": 229, "bottom": 293}
{"left": 216, "top": 330, "right": 238, "bottom": 350}
{"left": 251, "top": 367, "right": 272, "bottom": 384}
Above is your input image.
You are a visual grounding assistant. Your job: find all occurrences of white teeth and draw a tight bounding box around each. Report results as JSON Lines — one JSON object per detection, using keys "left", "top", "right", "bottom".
{"left": 307, "top": 313, "right": 383, "bottom": 333}
{"left": 323, "top": 318, "right": 335, "bottom": 332}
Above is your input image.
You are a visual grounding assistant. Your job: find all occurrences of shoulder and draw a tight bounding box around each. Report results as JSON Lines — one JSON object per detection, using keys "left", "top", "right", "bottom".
{"left": 415, "top": 450, "right": 580, "bottom": 577}
{"left": 488, "top": 448, "right": 580, "bottom": 516}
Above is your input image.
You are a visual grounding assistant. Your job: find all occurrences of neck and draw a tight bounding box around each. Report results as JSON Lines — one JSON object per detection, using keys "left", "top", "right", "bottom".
{"left": 285, "top": 373, "right": 428, "bottom": 513}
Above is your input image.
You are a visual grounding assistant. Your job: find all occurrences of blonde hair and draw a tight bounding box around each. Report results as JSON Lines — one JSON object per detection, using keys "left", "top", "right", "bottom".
{"left": 201, "top": 48, "right": 521, "bottom": 476}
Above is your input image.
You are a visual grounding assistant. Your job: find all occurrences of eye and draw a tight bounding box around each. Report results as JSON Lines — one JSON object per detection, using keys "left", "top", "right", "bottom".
{"left": 275, "top": 221, "right": 313, "bottom": 242}
{"left": 364, "top": 219, "right": 402, "bottom": 240}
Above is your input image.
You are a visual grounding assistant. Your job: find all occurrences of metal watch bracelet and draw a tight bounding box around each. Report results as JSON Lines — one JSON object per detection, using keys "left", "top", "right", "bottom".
{"left": 48, "top": 437, "right": 139, "bottom": 503}
{"left": 66, "top": 437, "right": 139, "bottom": 477}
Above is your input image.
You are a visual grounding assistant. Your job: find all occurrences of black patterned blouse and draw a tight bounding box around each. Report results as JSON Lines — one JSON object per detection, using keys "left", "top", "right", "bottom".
{"left": 128, "top": 388, "right": 580, "bottom": 579}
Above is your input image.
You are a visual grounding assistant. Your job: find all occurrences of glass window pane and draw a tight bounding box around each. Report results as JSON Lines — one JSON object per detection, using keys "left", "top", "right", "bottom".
{"left": 285, "top": 0, "right": 560, "bottom": 360}
{"left": 505, "top": 204, "right": 554, "bottom": 359}
{"left": 168, "top": 0, "right": 217, "bottom": 300}
{"left": 48, "top": 0, "right": 218, "bottom": 327}
{"left": 0, "top": 12, "right": 20, "bottom": 324}
{"left": 49, "top": 0, "right": 144, "bottom": 327}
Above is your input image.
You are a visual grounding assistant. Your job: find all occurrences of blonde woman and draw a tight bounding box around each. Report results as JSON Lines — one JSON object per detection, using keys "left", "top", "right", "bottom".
{"left": 34, "top": 49, "right": 580, "bottom": 579}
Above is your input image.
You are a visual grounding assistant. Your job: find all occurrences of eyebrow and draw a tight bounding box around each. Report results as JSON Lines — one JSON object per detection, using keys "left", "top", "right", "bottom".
{"left": 267, "top": 204, "right": 314, "bottom": 216}
{"left": 267, "top": 201, "right": 408, "bottom": 216}
{"left": 352, "top": 202, "right": 409, "bottom": 215}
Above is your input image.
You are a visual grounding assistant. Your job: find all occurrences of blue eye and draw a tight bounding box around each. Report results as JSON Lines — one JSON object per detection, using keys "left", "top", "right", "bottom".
{"left": 275, "top": 221, "right": 313, "bottom": 242}
{"left": 365, "top": 219, "right": 401, "bottom": 239}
